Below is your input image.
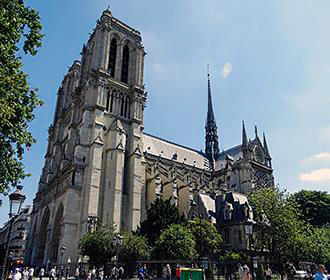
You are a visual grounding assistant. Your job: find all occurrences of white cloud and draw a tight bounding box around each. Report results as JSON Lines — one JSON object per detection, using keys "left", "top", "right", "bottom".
{"left": 153, "top": 63, "right": 165, "bottom": 73}
{"left": 300, "top": 168, "right": 330, "bottom": 182}
{"left": 221, "top": 63, "right": 233, "bottom": 78}
{"left": 303, "top": 152, "right": 330, "bottom": 162}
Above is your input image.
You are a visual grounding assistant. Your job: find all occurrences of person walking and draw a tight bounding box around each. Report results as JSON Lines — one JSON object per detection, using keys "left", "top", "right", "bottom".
{"left": 163, "top": 264, "right": 171, "bottom": 280}
{"left": 111, "top": 267, "right": 117, "bottom": 280}
{"left": 13, "top": 268, "right": 22, "bottom": 280}
{"left": 28, "top": 267, "right": 34, "bottom": 280}
{"left": 98, "top": 267, "right": 104, "bottom": 280}
{"left": 314, "top": 265, "right": 327, "bottom": 280}
{"left": 238, "top": 264, "right": 244, "bottom": 280}
{"left": 39, "top": 267, "right": 45, "bottom": 280}
{"left": 117, "top": 266, "right": 124, "bottom": 280}
{"left": 50, "top": 267, "right": 56, "bottom": 280}
{"left": 175, "top": 265, "right": 181, "bottom": 280}
{"left": 75, "top": 267, "right": 80, "bottom": 280}
{"left": 138, "top": 265, "right": 145, "bottom": 280}
{"left": 265, "top": 266, "right": 272, "bottom": 280}
{"left": 243, "top": 265, "right": 250, "bottom": 280}
{"left": 22, "top": 267, "right": 29, "bottom": 280}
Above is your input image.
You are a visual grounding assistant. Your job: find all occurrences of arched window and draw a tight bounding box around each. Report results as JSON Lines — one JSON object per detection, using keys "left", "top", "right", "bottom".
{"left": 121, "top": 45, "right": 129, "bottom": 83}
{"left": 120, "top": 94, "right": 125, "bottom": 117}
{"left": 106, "top": 91, "right": 110, "bottom": 112}
{"left": 37, "top": 207, "right": 50, "bottom": 261}
{"left": 109, "top": 92, "right": 114, "bottom": 113}
{"left": 108, "top": 38, "right": 117, "bottom": 78}
{"left": 124, "top": 96, "right": 129, "bottom": 118}
{"left": 51, "top": 204, "right": 64, "bottom": 262}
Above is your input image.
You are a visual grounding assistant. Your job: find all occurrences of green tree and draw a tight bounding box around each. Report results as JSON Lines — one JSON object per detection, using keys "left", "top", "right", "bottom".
{"left": 137, "top": 198, "right": 185, "bottom": 245}
{"left": 0, "top": 0, "right": 43, "bottom": 193}
{"left": 248, "top": 187, "right": 308, "bottom": 261}
{"left": 290, "top": 190, "right": 330, "bottom": 227}
{"left": 186, "top": 218, "right": 222, "bottom": 259}
{"left": 119, "top": 231, "right": 150, "bottom": 277}
{"left": 119, "top": 231, "right": 150, "bottom": 263}
{"left": 79, "top": 225, "right": 115, "bottom": 267}
{"left": 154, "top": 224, "right": 196, "bottom": 260}
{"left": 307, "top": 226, "right": 330, "bottom": 264}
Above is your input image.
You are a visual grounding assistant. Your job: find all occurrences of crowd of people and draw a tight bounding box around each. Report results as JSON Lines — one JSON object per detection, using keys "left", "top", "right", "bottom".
{"left": 5, "top": 261, "right": 328, "bottom": 280}
{"left": 8, "top": 265, "right": 71, "bottom": 280}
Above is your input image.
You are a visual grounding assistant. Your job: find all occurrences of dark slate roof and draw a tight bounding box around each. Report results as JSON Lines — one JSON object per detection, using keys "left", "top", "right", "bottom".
{"left": 215, "top": 192, "right": 248, "bottom": 224}
{"left": 218, "top": 144, "right": 242, "bottom": 160}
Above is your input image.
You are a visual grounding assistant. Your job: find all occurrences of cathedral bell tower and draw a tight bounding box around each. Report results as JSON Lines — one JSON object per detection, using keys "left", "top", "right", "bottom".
{"left": 77, "top": 8, "right": 147, "bottom": 234}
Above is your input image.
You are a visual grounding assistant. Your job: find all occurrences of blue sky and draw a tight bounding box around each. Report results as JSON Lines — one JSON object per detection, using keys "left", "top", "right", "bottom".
{"left": 1, "top": 0, "right": 330, "bottom": 224}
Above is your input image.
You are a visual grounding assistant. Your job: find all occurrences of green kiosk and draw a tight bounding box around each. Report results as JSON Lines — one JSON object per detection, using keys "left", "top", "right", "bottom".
{"left": 179, "top": 268, "right": 203, "bottom": 280}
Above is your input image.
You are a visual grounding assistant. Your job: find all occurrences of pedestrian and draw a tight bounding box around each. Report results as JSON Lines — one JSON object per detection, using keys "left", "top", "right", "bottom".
{"left": 22, "top": 267, "right": 29, "bottom": 280}
{"left": 138, "top": 265, "right": 145, "bottom": 280}
{"left": 314, "top": 265, "right": 327, "bottom": 280}
{"left": 163, "top": 264, "right": 171, "bottom": 280}
{"left": 75, "top": 267, "right": 80, "bottom": 280}
{"left": 175, "top": 265, "right": 181, "bottom": 280}
{"left": 98, "top": 267, "right": 104, "bottom": 280}
{"left": 87, "top": 271, "right": 91, "bottom": 280}
{"left": 118, "top": 266, "right": 124, "bottom": 280}
{"left": 111, "top": 267, "right": 117, "bottom": 280}
{"left": 243, "top": 265, "right": 250, "bottom": 280}
{"left": 28, "top": 267, "right": 34, "bottom": 280}
{"left": 91, "top": 267, "right": 96, "bottom": 280}
{"left": 13, "top": 268, "right": 22, "bottom": 280}
{"left": 50, "top": 267, "right": 56, "bottom": 280}
{"left": 238, "top": 264, "right": 244, "bottom": 280}
{"left": 65, "top": 266, "right": 70, "bottom": 279}
{"left": 39, "top": 267, "right": 45, "bottom": 280}
{"left": 265, "top": 266, "right": 272, "bottom": 280}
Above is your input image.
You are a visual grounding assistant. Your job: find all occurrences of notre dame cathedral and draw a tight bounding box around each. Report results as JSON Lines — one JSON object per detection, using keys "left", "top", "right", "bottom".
{"left": 25, "top": 9, "right": 274, "bottom": 265}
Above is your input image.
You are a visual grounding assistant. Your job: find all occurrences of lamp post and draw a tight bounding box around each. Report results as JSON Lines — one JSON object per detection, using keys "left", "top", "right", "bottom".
{"left": 191, "top": 199, "right": 205, "bottom": 279}
{"left": 112, "top": 234, "right": 123, "bottom": 269}
{"left": 245, "top": 221, "right": 254, "bottom": 280}
{"left": 1, "top": 186, "right": 26, "bottom": 280}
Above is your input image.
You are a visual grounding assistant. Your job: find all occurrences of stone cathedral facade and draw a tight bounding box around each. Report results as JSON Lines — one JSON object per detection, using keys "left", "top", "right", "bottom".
{"left": 25, "top": 9, "right": 274, "bottom": 265}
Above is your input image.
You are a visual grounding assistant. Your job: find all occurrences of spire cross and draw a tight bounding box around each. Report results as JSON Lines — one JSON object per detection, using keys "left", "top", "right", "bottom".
{"left": 207, "top": 64, "right": 210, "bottom": 76}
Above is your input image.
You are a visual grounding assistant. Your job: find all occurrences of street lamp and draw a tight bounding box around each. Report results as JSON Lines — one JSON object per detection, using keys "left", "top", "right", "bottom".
{"left": 190, "top": 199, "right": 205, "bottom": 278}
{"left": 245, "top": 221, "right": 254, "bottom": 280}
{"left": 1, "top": 186, "right": 26, "bottom": 280}
{"left": 112, "top": 234, "right": 123, "bottom": 269}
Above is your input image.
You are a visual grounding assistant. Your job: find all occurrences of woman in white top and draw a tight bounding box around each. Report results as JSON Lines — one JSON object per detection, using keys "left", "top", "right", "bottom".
{"left": 13, "top": 268, "right": 22, "bottom": 280}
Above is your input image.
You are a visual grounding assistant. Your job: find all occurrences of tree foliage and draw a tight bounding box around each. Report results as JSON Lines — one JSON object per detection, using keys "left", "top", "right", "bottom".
{"left": 249, "top": 187, "right": 308, "bottom": 261}
{"left": 137, "top": 198, "right": 185, "bottom": 245}
{"left": 79, "top": 225, "right": 115, "bottom": 267}
{"left": 249, "top": 187, "right": 330, "bottom": 263}
{"left": 290, "top": 190, "right": 330, "bottom": 227}
{"left": 0, "top": 0, "right": 43, "bottom": 193}
{"left": 119, "top": 231, "right": 150, "bottom": 263}
{"left": 154, "top": 224, "right": 196, "bottom": 260}
{"left": 186, "top": 218, "right": 222, "bottom": 259}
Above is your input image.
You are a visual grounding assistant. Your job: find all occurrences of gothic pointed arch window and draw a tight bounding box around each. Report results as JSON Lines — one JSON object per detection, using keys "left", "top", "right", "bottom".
{"left": 121, "top": 45, "right": 129, "bottom": 84}
{"left": 51, "top": 203, "right": 64, "bottom": 262}
{"left": 108, "top": 38, "right": 117, "bottom": 78}
{"left": 37, "top": 207, "right": 50, "bottom": 261}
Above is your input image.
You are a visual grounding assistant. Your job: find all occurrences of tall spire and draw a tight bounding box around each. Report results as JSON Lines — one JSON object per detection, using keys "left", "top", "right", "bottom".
{"left": 242, "top": 121, "right": 248, "bottom": 148}
{"left": 205, "top": 65, "right": 220, "bottom": 167}
{"left": 263, "top": 132, "right": 271, "bottom": 158}
{"left": 255, "top": 125, "right": 258, "bottom": 138}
